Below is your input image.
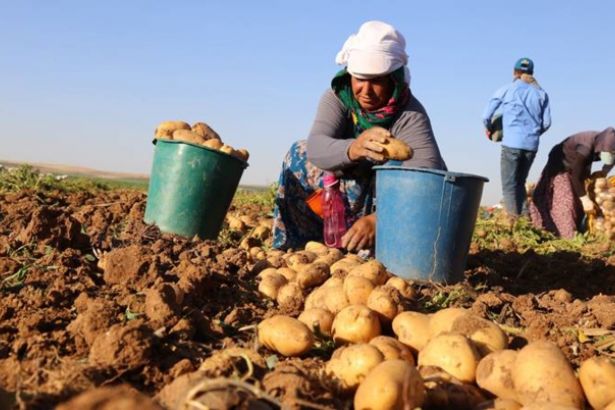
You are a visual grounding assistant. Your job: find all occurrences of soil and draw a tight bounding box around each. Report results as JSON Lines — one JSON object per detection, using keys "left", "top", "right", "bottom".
{"left": 0, "top": 188, "right": 614, "bottom": 409}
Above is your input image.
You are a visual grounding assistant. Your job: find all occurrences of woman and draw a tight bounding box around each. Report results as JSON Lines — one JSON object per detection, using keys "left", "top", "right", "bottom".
{"left": 272, "top": 21, "right": 447, "bottom": 251}
{"left": 530, "top": 127, "right": 615, "bottom": 238}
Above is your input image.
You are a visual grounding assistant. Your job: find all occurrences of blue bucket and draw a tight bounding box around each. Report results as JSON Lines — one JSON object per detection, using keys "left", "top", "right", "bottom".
{"left": 375, "top": 166, "right": 488, "bottom": 283}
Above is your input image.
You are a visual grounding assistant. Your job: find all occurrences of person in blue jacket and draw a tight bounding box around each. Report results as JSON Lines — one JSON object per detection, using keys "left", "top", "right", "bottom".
{"left": 483, "top": 58, "right": 551, "bottom": 218}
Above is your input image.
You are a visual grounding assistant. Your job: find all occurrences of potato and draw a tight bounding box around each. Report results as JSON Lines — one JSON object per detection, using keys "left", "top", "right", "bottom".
{"left": 220, "top": 144, "right": 234, "bottom": 155}
{"left": 429, "top": 307, "right": 468, "bottom": 337}
{"left": 385, "top": 276, "right": 416, "bottom": 300}
{"left": 256, "top": 267, "right": 279, "bottom": 280}
{"left": 296, "top": 262, "right": 330, "bottom": 289}
{"left": 373, "top": 137, "right": 412, "bottom": 161}
{"left": 475, "top": 350, "right": 518, "bottom": 401}
{"left": 325, "top": 344, "right": 384, "bottom": 391}
{"left": 418, "top": 332, "right": 480, "bottom": 383}
{"left": 330, "top": 257, "right": 363, "bottom": 275}
{"left": 332, "top": 305, "right": 381, "bottom": 344}
{"left": 322, "top": 276, "right": 344, "bottom": 288}
{"left": 519, "top": 404, "right": 580, "bottom": 410}
{"left": 369, "top": 335, "right": 415, "bottom": 365}
{"left": 304, "top": 286, "right": 329, "bottom": 311}
{"left": 314, "top": 248, "right": 344, "bottom": 266}
{"left": 354, "top": 359, "right": 425, "bottom": 410}
{"left": 258, "top": 273, "right": 287, "bottom": 299}
{"left": 578, "top": 356, "right": 615, "bottom": 409}
{"left": 286, "top": 251, "right": 318, "bottom": 269}
{"left": 512, "top": 340, "right": 583, "bottom": 409}
{"left": 367, "top": 285, "right": 404, "bottom": 322}
{"left": 172, "top": 129, "right": 204, "bottom": 144}
{"left": 154, "top": 120, "right": 190, "bottom": 138}
{"left": 266, "top": 254, "right": 286, "bottom": 269}
{"left": 276, "top": 267, "right": 297, "bottom": 281}
{"left": 420, "top": 366, "right": 486, "bottom": 410}
{"left": 324, "top": 286, "right": 350, "bottom": 314}
{"left": 202, "top": 138, "right": 223, "bottom": 150}
{"left": 298, "top": 308, "right": 334, "bottom": 336}
{"left": 343, "top": 275, "right": 375, "bottom": 305}
{"left": 348, "top": 260, "right": 388, "bottom": 285}
{"left": 227, "top": 215, "right": 247, "bottom": 233}
{"left": 392, "top": 311, "right": 431, "bottom": 353}
{"left": 276, "top": 282, "right": 303, "bottom": 308}
{"left": 232, "top": 148, "right": 250, "bottom": 162}
{"left": 258, "top": 315, "right": 314, "bottom": 356}
{"left": 475, "top": 399, "right": 521, "bottom": 410}
{"left": 250, "top": 225, "right": 271, "bottom": 241}
{"left": 451, "top": 313, "right": 508, "bottom": 355}
{"left": 305, "top": 241, "right": 329, "bottom": 256}
{"left": 191, "top": 122, "right": 220, "bottom": 140}
{"left": 606, "top": 401, "right": 615, "bottom": 410}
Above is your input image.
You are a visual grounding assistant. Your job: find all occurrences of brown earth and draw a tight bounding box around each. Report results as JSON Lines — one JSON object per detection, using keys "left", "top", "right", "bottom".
{"left": 0, "top": 188, "right": 614, "bottom": 409}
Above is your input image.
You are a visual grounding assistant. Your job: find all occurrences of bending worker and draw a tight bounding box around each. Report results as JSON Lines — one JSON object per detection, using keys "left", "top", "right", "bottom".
{"left": 271, "top": 21, "right": 446, "bottom": 251}
{"left": 530, "top": 127, "right": 615, "bottom": 238}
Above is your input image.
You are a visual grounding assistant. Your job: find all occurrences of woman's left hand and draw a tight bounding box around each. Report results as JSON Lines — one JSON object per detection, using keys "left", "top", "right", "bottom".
{"left": 342, "top": 214, "right": 376, "bottom": 252}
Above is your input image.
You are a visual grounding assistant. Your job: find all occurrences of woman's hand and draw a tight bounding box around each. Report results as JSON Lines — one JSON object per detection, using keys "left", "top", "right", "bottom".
{"left": 342, "top": 214, "right": 376, "bottom": 251}
{"left": 348, "top": 127, "right": 390, "bottom": 162}
{"left": 580, "top": 195, "right": 596, "bottom": 213}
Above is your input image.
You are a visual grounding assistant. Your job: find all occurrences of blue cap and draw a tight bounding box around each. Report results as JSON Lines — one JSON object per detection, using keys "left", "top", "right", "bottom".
{"left": 514, "top": 57, "right": 534, "bottom": 74}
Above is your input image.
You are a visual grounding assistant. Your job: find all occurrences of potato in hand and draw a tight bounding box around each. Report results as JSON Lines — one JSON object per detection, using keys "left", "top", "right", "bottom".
{"left": 374, "top": 137, "right": 412, "bottom": 161}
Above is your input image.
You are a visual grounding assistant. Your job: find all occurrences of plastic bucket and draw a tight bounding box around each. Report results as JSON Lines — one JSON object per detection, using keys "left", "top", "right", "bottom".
{"left": 144, "top": 139, "right": 248, "bottom": 239}
{"left": 375, "top": 166, "right": 488, "bottom": 283}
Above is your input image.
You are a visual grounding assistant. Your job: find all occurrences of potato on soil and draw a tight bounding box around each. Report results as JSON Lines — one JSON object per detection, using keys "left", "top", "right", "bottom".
{"left": 324, "top": 285, "right": 350, "bottom": 314}
{"left": 304, "top": 286, "right": 329, "bottom": 311}
{"left": 475, "top": 349, "right": 518, "bottom": 401}
{"left": 332, "top": 305, "right": 381, "bottom": 344}
{"left": 314, "top": 248, "right": 344, "bottom": 266}
{"left": 202, "top": 138, "right": 223, "bottom": 150}
{"left": 325, "top": 343, "right": 384, "bottom": 391}
{"left": 226, "top": 215, "right": 247, "bottom": 233}
{"left": 369, "top": 335, "right": 415, "bottom": 365}
{"left": 512, "top": 340, "right": 584, "bottom": 409}
{"left": 286, "top": 251, "right": 318, "bottom": 269}
{"left": 250, "top": 225, "right": 271, "bottom": 241}
{"left": 348, "top": 260, "right": 388, "bottom": 285}
{"left": 305, "top": 241, "right": 329, "bottom": 256}
{"left": 429, "top": 307, "right": 468, "bottom": 337}
{"left": 191, "top": 122, "right": 220, "bottom": 140}
{"left": 330, "top": 256, "right": 363, "bottom": 275}
{"left": 451, "top": 313, "right": 508, "bottom": 355}
{"left": 343, "top": 274, "right": 375, "bottom": 305}
{"left": 385, "top": 276, "right": 416, "bottom": 299}
{"left": 276, "top": 267, "right": 297, "bottom": 281}
{"left": 298, "top": 308, "right": 334, "bottom": 336}
{"left": 256, "top": 267, "right": 279, "bottom": 280}
{"left": 392, "top": 311, "right": 431, "bottom": 353}
{"left": 258, "top": 315, "right": 314, "bottom": 356}
{"left": 322, "top": 275, "right": 344, "bottom": 288}
{"left": 296, "top": 262, "right": 330, "bottom": 289}
{"left": 154, "top": 120, "right": 190, "bottom": 138}
{"left": 172, "top": 129, "right": 204, "bottom": 144}
{"left": 276, "top": 282, "right": 303, "bottom": 308}
{"left": 373, "top": 137, "right": 413, "bottom": 161}
{"left": 578, "top": 356, "right": 615, "bottom": 410}
{"left": 367, "top": 285, "right": 404, "bottom": 322}
{"left": 354, "top": 359, "right": 425, "bottom": 410}
{"left": 257, "top": 272, "right": 287, "bottom": 299}
{"left": 475, "top": 399, "right": 521, "bottom": 410}
{"left": 420, "top": 366, "right": 486, "bottom": 410}
{"left": 418, "top": 332, "right": 480, "bottom": 383}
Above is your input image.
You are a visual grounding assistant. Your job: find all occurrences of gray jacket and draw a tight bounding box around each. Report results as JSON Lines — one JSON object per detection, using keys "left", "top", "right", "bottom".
{"left": 306, "top": 89, "right": 447, "bottom": 172}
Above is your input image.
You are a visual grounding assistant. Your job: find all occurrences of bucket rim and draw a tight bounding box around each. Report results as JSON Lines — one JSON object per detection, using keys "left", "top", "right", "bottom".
{"left": 374, "top": 165, "right": 489, "bottom": 182}
{"left": 153, "top": 138, "right": 249, "bottom": 168}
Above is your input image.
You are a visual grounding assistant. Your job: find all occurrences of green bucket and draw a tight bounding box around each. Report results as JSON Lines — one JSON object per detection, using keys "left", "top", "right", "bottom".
{"left": 144, "top": 139, "right": 248, "bottom": 239}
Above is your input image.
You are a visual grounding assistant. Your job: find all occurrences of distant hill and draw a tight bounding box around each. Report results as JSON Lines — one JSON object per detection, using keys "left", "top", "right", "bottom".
{"left": 0, "top": 160, "right": 149, "bottom": 182}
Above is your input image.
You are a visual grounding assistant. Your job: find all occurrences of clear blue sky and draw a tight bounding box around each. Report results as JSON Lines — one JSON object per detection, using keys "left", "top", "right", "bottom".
{"left": 2, "top": 1, "right": 614, "bottom": 204}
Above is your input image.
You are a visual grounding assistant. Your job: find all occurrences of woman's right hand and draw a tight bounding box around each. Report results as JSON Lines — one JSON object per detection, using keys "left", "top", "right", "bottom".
{"left": 347, "top": 126, "right": 391, "bottom": 162}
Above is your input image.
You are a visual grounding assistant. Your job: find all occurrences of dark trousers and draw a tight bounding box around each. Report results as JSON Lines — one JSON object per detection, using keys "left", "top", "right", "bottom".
{"left": 501, "top": 146, "right": 536, "bottom": 216}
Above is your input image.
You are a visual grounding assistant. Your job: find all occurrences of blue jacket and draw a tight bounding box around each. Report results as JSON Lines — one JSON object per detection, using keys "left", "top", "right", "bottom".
{"left": 482, "top": 79, "right": 551, "bottom": 152}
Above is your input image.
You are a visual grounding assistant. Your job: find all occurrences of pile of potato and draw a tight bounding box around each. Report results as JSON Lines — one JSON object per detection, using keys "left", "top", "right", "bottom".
{"left": 592, "top": 177, "right": 615, "bottom": 239}
{"left": 154, "top": 120, "right": 249, "bottom": 162}
{"left": 252, "top": 241, "right": 615, "bottom": 410}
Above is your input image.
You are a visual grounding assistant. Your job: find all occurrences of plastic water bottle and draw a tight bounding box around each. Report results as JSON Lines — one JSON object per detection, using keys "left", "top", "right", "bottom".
{"left": 322, "top": 172, "right": 347, "bottom": 248}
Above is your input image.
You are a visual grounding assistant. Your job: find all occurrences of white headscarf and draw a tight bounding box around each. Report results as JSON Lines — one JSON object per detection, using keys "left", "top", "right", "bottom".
{"left": 336, "top": 21, "right": 410, "bottom": 85}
